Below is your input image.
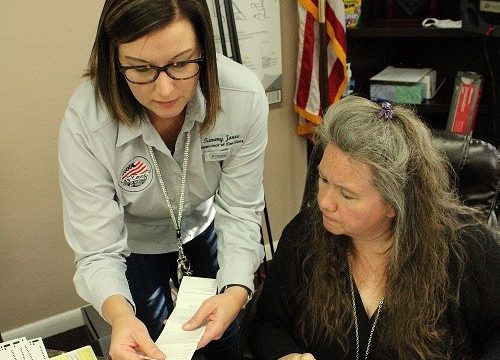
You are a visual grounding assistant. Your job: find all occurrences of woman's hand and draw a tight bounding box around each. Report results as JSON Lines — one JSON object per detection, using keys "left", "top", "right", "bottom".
{"left": 278, "top": 353, "right": 316, "bottom": 360}
{"left": 108, "top": 314, "right": 165, "bottom": 360}
{"left": 103, "top": 295, "right": 165, "bottom": 360}
{"left": 182, "top": 286, "right": 248, "bottom": 348}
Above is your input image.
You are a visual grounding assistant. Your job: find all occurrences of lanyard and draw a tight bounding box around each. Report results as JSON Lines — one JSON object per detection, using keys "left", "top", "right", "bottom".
{"left": 148, "top": 132, "right": 192, "bottom": 281}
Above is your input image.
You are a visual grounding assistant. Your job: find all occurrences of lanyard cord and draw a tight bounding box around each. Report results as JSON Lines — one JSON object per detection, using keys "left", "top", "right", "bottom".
{"left": 148, "top": 132, "right": 192, "bottom": 279}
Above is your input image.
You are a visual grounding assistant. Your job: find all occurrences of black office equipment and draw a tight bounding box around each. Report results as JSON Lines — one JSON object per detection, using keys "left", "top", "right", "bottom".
{"left": 461, "top": 0, "right": 500, "bottom": 36}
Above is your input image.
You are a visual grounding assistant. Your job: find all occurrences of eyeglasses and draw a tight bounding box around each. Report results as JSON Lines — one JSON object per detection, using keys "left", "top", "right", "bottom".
{"left": 118, "top": 57, "right": 204, "bottom": 84}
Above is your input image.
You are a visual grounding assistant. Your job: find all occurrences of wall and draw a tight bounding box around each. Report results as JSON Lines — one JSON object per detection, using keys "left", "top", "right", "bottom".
{"left": 0, "top": 1, "right": 305, "bottom": 333}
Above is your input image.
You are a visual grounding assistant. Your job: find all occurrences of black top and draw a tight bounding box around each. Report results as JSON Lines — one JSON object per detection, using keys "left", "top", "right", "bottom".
{"left": 249, "top": 211, "right": 500, "bottom": 359}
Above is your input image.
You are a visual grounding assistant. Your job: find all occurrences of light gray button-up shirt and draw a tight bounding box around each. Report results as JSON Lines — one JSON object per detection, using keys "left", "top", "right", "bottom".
{"left": 58, "top": 54, "right": 268, "bottom": 314}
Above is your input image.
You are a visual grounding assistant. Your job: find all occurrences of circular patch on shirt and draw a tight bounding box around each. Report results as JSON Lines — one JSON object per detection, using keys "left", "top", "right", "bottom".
{"left": 119, "top": 156, "right": 153, "bottom": 192}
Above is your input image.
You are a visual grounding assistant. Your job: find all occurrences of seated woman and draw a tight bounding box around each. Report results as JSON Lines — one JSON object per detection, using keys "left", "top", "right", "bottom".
{"left": 249, "top": 96, "right": 499, "bottom": 360}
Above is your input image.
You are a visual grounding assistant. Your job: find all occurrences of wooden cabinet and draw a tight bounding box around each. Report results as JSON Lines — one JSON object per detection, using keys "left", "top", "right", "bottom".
{"left": 346, "top": 26, "right": 500, "bottom": 146}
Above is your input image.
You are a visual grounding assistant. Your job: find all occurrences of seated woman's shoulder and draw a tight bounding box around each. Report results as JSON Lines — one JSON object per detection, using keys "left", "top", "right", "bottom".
{"left": 279, "top": 210, "right": 313, "bottom": 248}
{"left": 458, "top": 221, "right": 498, "bottom": 252}
{"left": 456, "top": 221, "right": 499, "bottom": 275}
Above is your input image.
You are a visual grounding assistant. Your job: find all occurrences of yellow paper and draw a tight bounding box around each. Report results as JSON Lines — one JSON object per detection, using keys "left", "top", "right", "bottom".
{"left": 49, "top": 346, "right": 97, "bottom": 360}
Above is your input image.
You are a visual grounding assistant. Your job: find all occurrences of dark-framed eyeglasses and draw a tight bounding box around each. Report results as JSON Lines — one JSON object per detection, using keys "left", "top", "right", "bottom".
{"left": 118, "top": 57, "right": 204, "bottom": 84}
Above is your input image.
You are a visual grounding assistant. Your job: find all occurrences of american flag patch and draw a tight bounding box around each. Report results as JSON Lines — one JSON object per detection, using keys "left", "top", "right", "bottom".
{"left": 119, "top": 156, "right": 152, "bottom": 191}
{"left": 122, "top": 160, "right": 148, "bottom": 180}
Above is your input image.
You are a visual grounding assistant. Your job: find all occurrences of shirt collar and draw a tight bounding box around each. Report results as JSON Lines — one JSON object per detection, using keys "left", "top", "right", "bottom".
{"left": 184, "top": 85, "right": 206, "bottom": 130}
{"left": 116, "top": 114, "right": 147, "bottom": 147}
{"left": 115, "top": 84, "right": 206, "bottom": 147}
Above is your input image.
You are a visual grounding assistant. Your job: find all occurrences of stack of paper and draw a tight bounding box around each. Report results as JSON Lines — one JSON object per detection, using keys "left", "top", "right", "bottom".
{"left": 0, "top": 338, "right": 97, "bottom": 360}
{"left": 49, "top": 346, "right": 97, "bottom": 360}
{"left": 0, "top": 337, "right": 49, "bottom": 360}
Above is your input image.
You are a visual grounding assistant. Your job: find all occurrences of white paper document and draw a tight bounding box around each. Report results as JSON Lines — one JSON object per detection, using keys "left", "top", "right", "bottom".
{"left": 0, "top": 337, "right": 49, "bottom": 360}
{"left": 155, "top": 276, "right": 217, "bottom": 360}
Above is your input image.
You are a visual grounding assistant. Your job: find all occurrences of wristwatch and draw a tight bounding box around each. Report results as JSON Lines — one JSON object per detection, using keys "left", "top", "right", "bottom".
{"left": 220, "top": 284, "right": 253, "bottom": 304}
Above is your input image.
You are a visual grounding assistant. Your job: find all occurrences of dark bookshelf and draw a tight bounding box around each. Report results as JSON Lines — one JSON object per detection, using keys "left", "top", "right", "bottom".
{"left": 346, "top": 26, "right": 499, "bottom": 146}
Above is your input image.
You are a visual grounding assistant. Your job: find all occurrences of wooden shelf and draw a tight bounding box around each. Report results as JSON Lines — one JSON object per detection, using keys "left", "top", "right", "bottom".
{"left": 347, "top": 27, "right": 483, "bottom": 38}
{"left": 354, "top": 92, "right": 493, "bottom": 115}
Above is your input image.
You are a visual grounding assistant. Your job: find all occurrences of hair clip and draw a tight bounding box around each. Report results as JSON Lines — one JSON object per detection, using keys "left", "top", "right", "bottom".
{"left": 378, "top": 101, "right": 394, "bottom": 120}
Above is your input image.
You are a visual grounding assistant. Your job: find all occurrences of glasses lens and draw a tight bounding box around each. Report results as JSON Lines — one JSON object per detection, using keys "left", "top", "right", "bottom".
{"left": 124, "top": 67, "right": 158, "bottom": 84}
{"left": 167, "top": 61, "right": 201, "bottom": 80}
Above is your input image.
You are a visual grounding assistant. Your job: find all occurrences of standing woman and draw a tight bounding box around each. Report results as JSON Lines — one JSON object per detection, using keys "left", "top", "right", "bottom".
{"left": 58, "top": 1, "right": 268, "bottom": 360}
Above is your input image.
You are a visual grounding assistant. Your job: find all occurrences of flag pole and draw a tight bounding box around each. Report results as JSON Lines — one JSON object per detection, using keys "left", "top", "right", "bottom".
{"left": 224, "top": 0, "right": 242, "bottom": 64}
{"left": 318, "top": 0, "right": 329, "bottom": 114}
{"left": 213, "top": 0, "right": 227, "bottom": 56}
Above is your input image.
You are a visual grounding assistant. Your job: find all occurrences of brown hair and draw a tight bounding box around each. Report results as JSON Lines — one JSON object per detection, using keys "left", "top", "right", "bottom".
{"left": 86, "top": 0, "right": 220, "bottom": 132}
{"left": 296, "top": 96, "right": 487, "bottom": 359}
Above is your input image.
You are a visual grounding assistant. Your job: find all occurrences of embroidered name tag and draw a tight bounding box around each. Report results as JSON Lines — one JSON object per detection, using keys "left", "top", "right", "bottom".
{"left": 204, "top": 149, "right": 230, "bottom": 162}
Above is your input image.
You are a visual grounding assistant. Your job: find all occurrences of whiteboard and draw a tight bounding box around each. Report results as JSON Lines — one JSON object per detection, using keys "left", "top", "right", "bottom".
{"left": 206, "top": 0, "right": 283, "bottom": 104}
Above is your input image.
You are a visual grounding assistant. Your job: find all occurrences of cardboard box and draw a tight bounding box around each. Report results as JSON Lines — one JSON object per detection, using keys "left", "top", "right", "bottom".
{"left": 370, "top": 66, "right": 437, "bottom": 104}
{"left": 446, "top": 71, "right": 483, "bottom": 135}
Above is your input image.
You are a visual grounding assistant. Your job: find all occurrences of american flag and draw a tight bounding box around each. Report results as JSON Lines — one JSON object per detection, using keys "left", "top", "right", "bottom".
{"left": 122, "top": 160, "right": 148, "bottom": 180}
{"left": 294, "top": 0, "right": 347, "bottom": 138}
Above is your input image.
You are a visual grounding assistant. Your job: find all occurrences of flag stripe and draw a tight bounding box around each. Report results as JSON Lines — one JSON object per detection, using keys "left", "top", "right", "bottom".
{"left": 296, "top": 12, "right": 316, "bottom": 110}
{"left": 294, "top": 0, "right": 346, "bottom": 137}
{"left": 122, "top": 161, "right": 147, "bottom": 179}
{"left": 328, "top": 59, "right": 344, "bottom": 103}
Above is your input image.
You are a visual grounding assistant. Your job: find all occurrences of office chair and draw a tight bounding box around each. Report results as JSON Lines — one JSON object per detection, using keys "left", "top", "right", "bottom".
{"left": 430, "top": 129, "right": 499, "bottom": 225}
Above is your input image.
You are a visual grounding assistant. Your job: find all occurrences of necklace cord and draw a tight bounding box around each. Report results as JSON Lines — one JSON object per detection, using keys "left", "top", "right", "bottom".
{"left": 348, "top": 258, "right": 384, "bottom": 360}
{"left": 148, "top": 132, "right": 192, "bottom": 279}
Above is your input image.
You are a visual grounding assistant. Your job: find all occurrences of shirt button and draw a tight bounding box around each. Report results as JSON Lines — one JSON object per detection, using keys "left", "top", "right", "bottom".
{"left": 145, "top": 134, "right": 151, "bottom": 141}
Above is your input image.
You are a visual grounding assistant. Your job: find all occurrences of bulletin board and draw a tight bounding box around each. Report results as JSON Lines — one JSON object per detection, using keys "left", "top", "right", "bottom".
{"left": 206, "top": 0, "right": 283, "bottom": 104}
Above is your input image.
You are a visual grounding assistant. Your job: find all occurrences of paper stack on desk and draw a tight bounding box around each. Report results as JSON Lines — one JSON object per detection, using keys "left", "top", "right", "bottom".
{"left": 49, "top": 346, "right": 97, "bottom": 360}
{"left": 0, "top": 337, "right": 49, "bottom": 360}
{"left": 1, "top": 338, "right": 97, "bottom": 360}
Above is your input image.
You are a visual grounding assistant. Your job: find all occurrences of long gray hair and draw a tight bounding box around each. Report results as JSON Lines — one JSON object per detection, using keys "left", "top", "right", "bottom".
{"left": 298, "top": 96, "right": 475, "bottom": 359}
{"left": 316, "top": 95, "right": 456, "bottom": 267}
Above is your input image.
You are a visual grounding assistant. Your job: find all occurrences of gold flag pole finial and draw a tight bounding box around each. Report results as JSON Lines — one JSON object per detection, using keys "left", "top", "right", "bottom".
{"left": 318, "top": 0, "right": 325, "bottom": 23}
